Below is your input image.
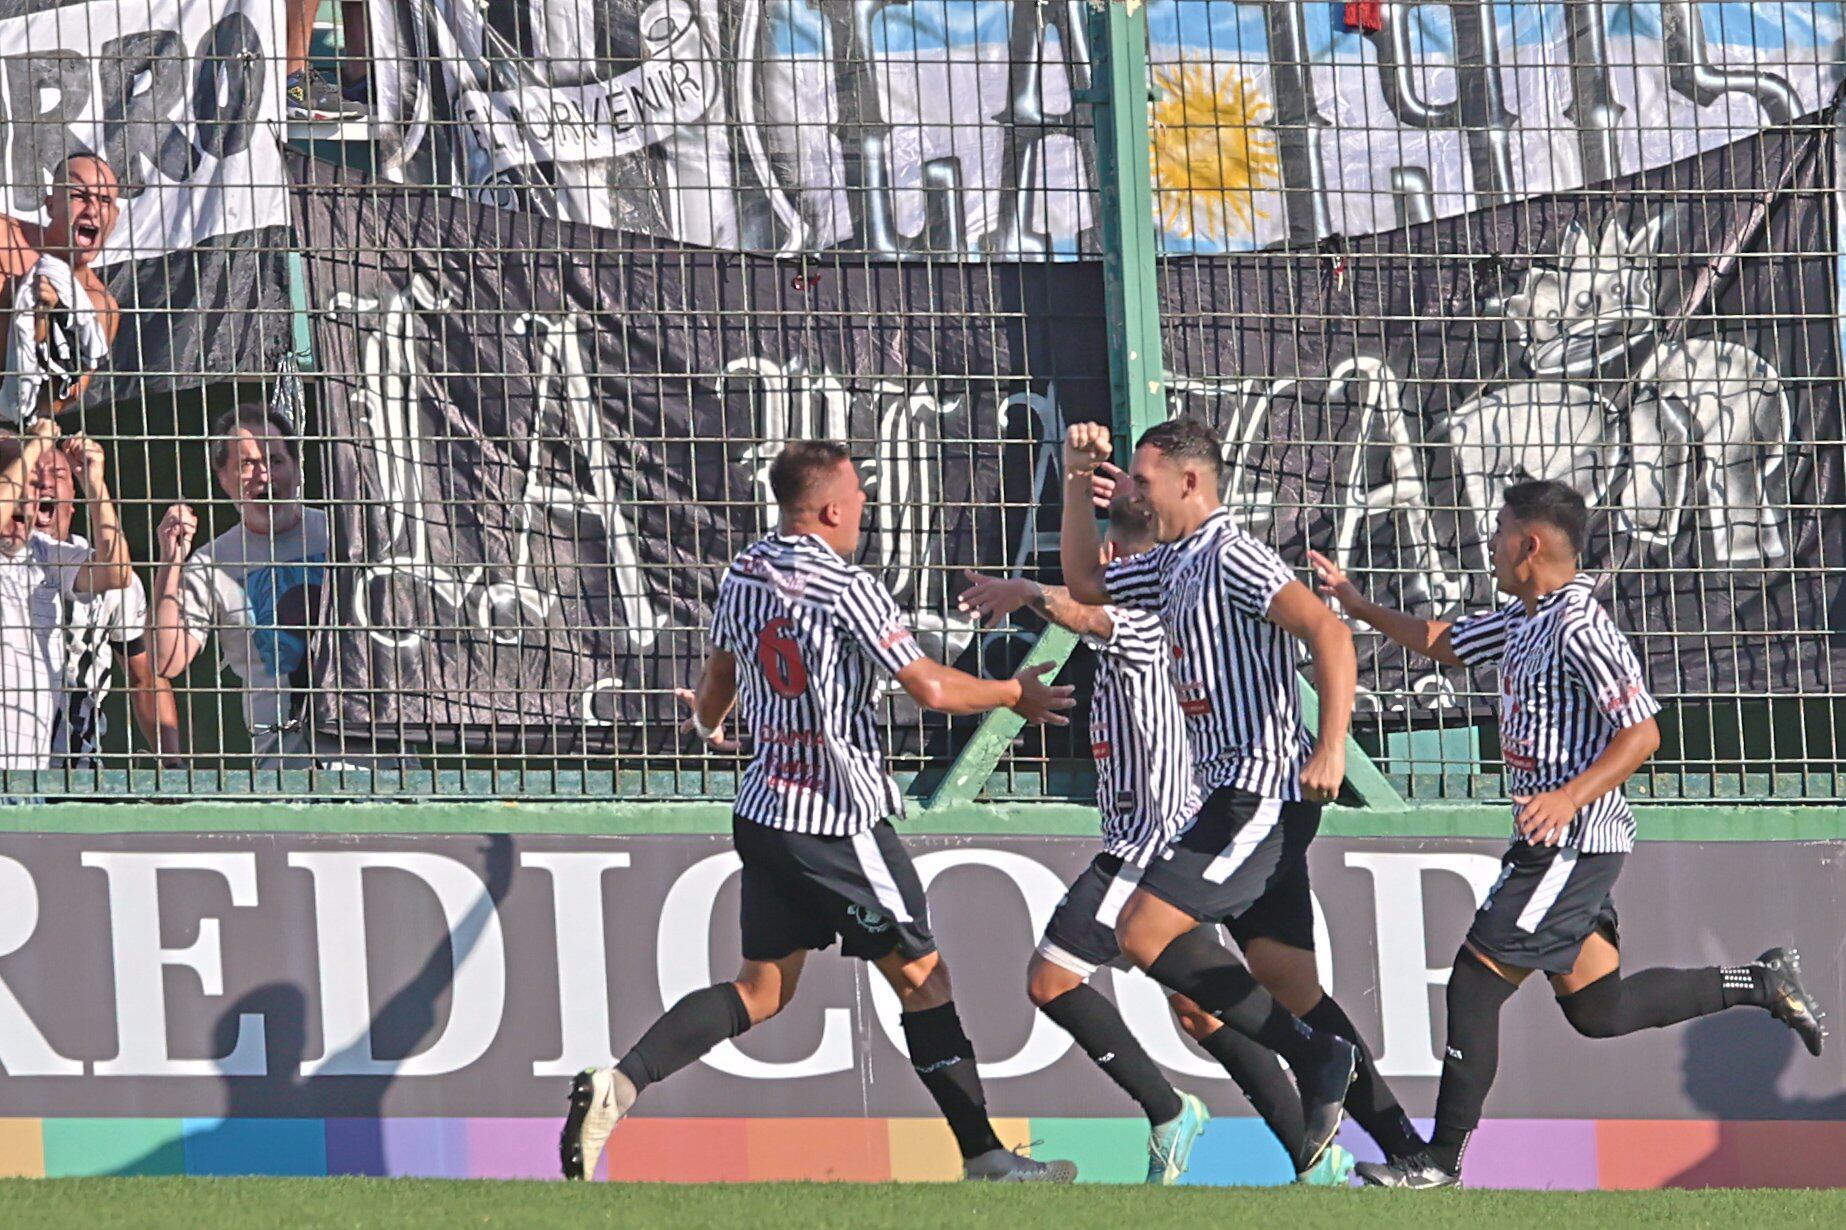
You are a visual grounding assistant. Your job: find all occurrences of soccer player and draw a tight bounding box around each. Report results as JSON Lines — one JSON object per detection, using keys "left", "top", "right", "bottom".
{"left": 959, "top": 491, "right": 1362, "bottom": 1185}
{"left": 561, "top": 441, "right": 1080, "bottom": 1184}
{"left": 1307, "top": 480, "right": 1827, "bottom": 1188}
{"left": 1057, "top": 418, "right": 1425, "bottom": 1175}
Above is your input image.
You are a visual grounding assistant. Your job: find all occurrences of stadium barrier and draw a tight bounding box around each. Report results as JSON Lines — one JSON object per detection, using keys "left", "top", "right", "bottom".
{"left": 0, "top": 0, "right": 1840, "bottom": 1190}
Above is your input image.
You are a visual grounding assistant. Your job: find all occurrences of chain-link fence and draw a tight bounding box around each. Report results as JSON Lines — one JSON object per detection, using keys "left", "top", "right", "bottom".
{"left": 4, "top": 1, "right": 1843, "bottom": 804}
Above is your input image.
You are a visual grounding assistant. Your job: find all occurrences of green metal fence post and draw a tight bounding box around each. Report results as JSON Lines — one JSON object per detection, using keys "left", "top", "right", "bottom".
{"left": 926, "top": 0, "right": 1403, "bottom": 814}
{"left": 924, "top": 0, "right": 1160, "bottom": 811}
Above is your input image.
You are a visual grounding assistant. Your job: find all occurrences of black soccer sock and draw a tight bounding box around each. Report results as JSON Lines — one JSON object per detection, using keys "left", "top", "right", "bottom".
{"left": 1302, "top": 995, "right": 1425, "bottom": 1160}
{"left": 1428, "top": 947, "right": 1521, "bottom": 1176}
{"left": 1557, "top": 967, "right": 1729, "bottom": 1038}
{"left": 1039, "top": 984, "right": 1184, "bottom": 1125}
{"left": 901, "top": 1003, "right": 1005, "bottom": 1159}
{"left": 1722, "top": 964, "right": 1774, "bottom": 1009}
{"left": 1195, "top": 1023, "right": 1310, "bottom": 1170}
{"left": 1145, "top": 927, "right": 1332, "bottom": 1071}
{"left": 615, "top": 981, "right": 752, "bottom": 1095}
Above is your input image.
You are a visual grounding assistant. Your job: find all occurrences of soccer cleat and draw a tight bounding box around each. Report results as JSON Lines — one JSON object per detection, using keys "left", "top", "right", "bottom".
{"left": 560, "top": 1066, "right": 633, "bottom": 1181}
{"left": 1146, "top": 1091, "right": 1211, "bottom": 1185}
{"left": 1757, "top": 947, "right": 1827, "bottom": 1057}
{"left": 1354, "top": 1152, "right": 1461, "bottom": 1189}
{"left": 962, "top": 1146, "right": 1079, "bottom": 1183}
{"left": 1294, "top": 1036, "right": 1359, "bottom": 1172}
{"left": 1295, "top": 1142, "right": 1355, "bottom": 1187}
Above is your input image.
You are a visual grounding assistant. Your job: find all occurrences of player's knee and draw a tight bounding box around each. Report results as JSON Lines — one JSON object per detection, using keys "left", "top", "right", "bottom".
{"left": 1026, "top": 956, "right": 1078, "bottom": 1009}
{"left": 733, "top": 962, "right": 800, "bottom": 1024}
{"left": 1557, "top": 975, "right": 1624, "bottom": 1039}
{"left": 731, "top": 979, "right": 791, "bottom": 1025}
{"left": 1247, "top": 950, "right": 1321, "bottom": 1017}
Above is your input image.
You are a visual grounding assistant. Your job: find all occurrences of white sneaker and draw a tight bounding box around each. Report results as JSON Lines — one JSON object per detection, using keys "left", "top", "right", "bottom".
{"left": 560, "top": 1067, "right": 634, "bottom": 1180}
{"left": 962, "top": 1146, "right": 1079, "bottom": 1183}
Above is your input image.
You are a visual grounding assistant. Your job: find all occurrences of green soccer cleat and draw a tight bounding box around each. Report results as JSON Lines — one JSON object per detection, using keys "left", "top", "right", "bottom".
{"left": 1295, "top": 1142, "right": 1354, "bottom": 1187}
{"left": 1146, "top": 1091, "right": 1211, "bottom": 1185}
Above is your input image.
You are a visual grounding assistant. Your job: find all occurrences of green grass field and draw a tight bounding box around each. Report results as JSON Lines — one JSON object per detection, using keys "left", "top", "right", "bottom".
{"left": 2, "top": 1179, "right": 1843, "bottom": 1229}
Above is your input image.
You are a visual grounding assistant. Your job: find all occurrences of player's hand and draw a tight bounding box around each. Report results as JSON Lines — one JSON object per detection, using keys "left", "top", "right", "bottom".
{"left": 1091, "top": 460, "right": 1125, "bottom": 512}
{"left": 156, "top": 503, "right": 198, "bottom": 565}
{"left": 33, "top": 274, "right": 61, "bottom": 313}
{"left": 1306, "top": 549, "right": 1363, "bottom": 613}
{"left": 1011, "top": 661, "right": 1075, "bottom": 727}
{"left": 1512, "top": 790, "right": 1578, "bottom": 846}
{"left": 1299, "top": 743, "right": 1345, "bottom": 804}
{"left": 957, "top": 570, "right": 1038, "bottom": 627}
{"left": 61, "top": 432, "right": 106, "bottom": 494}
{"left": 1063, "top": 422, "right": 1112, "bottom": 478}
{"left": 674, "top": 687, "right": 740, "bottom": 752}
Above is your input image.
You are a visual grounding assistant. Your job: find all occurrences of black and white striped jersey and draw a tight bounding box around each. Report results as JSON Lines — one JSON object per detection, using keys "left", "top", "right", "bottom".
{"left": 1085, "top": 606, "right": 1199, "bottom": 865}
{"left": 1104, "top": 509, "right": 1311, "bottom": 801}
{"left": 54, "top": 569, "right": 149, "bottom": 768}
{"left": 1448, "top": 574, "right": 1660, "bottom": 853}
{"left": 710, "top": 533, "right": 924, "bottom": 837}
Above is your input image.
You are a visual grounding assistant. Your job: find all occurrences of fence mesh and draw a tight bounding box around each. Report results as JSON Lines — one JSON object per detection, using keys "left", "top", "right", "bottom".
{"left": 2, "top": 0, "right": 1842, "bottom": 804}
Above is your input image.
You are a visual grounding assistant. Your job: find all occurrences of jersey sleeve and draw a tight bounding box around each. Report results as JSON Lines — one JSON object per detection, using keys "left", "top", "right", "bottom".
{"left": 1093, "top": 606, "right": 1164, "bottom": 666}
{"left": 174, "top": 556, "right": 219, "bottom": 650}
{"left": 839, "top": 573, "right": 925, "bottom": 675}
{"left": 1102, "top": 547, "right": 1165, "bottom": 611}
{"left": 34, "top": 535, "right": 93, "bottom": 599}
{"left": 1561, "top": 616, "right": 1661, "bottom": 729}
{"left": 1446, "top": 602, "right": 1513, "bottom": 667}
{"left": 1221, "top": 535, "right": 1297, "bottom": 619}
{"left": 108, "top": 575, "right": 151, "bottom": 649}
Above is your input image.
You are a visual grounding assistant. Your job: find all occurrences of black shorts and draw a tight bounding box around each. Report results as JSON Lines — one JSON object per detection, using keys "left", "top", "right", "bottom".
{"left": 1136, "top": 788, "right": 1322, "bottom": 941}
{"left": 1466, "top": 843, "right": 1624, "bottom": 975}
{"left": 1037, "top": 853, "right": 1143, "bottom": 977}
{"left": 733, "top": 815, "right": 937, "bottom": 964}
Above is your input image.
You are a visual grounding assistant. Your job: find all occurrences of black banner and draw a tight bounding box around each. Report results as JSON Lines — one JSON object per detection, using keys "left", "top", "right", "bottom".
{"left": 294, "top": 116, "right": 1844, "bottom": 752}
{"left": 292, "top": 153, "right": 1102, "bottom": 749}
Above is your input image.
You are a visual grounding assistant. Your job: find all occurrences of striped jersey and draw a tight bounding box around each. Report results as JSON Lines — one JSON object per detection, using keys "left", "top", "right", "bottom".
{"left": 1448, "top": 574, "right": 1660, "bottom": 853}
{"left": 1084, "top": 606, "right": 1199, "bottom": 865}
{"left": 710, "top": 533, "right": 924, "bottom": 837}
{"left": 1103, "top": 508, "right": 1311, "bottom": 800}
{"left": 52, "top": 534, "right": 148, "bottom": 768}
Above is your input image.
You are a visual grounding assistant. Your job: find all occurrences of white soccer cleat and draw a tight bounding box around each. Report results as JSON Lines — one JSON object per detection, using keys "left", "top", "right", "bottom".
{"left": 560, "top": 1066, "right": 632, "bottom": 1180}
{"left": 962, "top": 1146, "right": 1079, "bottom": 1183}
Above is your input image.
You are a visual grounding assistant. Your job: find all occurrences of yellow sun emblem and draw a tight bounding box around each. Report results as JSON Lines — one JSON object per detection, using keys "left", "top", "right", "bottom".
{"left": 1150, "top": 62, "right": 1280, "bottom": 244}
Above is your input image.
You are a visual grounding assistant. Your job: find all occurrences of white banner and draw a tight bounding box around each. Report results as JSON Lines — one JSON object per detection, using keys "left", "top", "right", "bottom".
{"left": 372, "top": 0, "right": 1845, "bottom": 257}
{"left": 0, "top": 0, "right": 289, "bottom": 267}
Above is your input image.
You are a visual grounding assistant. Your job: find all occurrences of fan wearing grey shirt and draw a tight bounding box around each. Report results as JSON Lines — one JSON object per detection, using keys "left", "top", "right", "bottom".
{"left": 150, "top": 404, "right": 333, "bottom": 768}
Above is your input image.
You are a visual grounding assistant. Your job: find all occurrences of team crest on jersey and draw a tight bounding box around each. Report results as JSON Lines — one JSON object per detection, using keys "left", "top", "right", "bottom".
{"left": 847, "top": 904, "right": 892, "bottom": 933}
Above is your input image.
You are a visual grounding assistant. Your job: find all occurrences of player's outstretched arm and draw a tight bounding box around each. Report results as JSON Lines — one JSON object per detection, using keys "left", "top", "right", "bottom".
{"left": 1059, "top": 424, "right": 1113, "bottom": 605}
{"left": 1307, "top": 549, "right": 1463, "bottom": 667}
{"left": 675, "top": 650, "right": 741, "bottom": 750}
{"left": 1514, "top": 717, "right": 1661, "bottom": 846}
{"left": 895, "top": 658, "right": 1074, "bottom": 725}
{"left": 957, "top": 570, "right": 1114, "bottom": 640}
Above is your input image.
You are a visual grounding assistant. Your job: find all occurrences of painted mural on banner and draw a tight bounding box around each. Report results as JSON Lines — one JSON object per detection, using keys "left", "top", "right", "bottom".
{"left": 368, "top": 0, "right": 1844, "bottom": 255}
{"left": 0, "top": 0, "right": 293, "bottom": 402}
{"left": 0, "top": 832, "right": 1838, "bottom": 1121}
{"left": 293, "top": 111, "right": 1841, "bottom": 749}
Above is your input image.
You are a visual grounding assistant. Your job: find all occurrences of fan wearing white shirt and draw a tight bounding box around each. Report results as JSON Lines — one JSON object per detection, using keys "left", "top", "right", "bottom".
{"left": 0, "top": 421, "right": 131, "bottom": 778}
{"left": 24, "top": 442, "right": 179, "bottom": 765}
